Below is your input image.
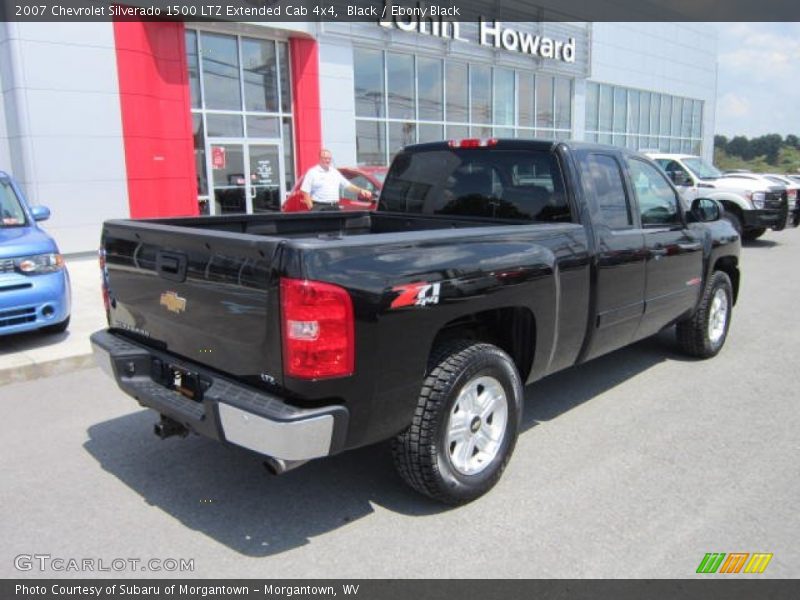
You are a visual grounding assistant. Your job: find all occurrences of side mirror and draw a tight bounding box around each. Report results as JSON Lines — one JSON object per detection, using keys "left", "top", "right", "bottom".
{"left": 691, "top": 198, "right": 720, "bottom": 222}
{"left": 30, "top": 205, "right": 51, "bottom": 221}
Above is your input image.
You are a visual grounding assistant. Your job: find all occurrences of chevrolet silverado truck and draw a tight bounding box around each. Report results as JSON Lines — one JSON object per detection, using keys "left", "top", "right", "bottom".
{"left": 91, "top": 140, "right": 740, "bottom": 504}
{"left": 646, "top": 153, "right": 792, "bottom": 241}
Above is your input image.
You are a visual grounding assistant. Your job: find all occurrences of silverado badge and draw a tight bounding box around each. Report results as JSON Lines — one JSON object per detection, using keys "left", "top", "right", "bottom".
{"left": 160, "top": 291, "right": 187, "bottom": 314}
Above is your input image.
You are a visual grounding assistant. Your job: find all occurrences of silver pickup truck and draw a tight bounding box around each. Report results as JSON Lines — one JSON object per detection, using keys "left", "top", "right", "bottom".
{"left": 646, "top": 153, "right": 793, "bottom": 241}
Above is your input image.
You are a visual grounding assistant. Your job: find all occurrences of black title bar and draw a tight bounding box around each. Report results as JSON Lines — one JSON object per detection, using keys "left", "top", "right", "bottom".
{"left": 1, "top": 0, "right": 799, "bottom": 22}
{"left": 5, "top": 580, "right": 800, "bottom": 600}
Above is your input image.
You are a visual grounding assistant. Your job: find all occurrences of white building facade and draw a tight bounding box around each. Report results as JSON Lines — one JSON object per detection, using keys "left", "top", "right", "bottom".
{"left": 0, "top": 20, "right": 718, "bottom": 254}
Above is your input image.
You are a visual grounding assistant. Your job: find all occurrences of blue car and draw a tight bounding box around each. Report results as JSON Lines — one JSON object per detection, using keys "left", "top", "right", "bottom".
{"left": 0, "top": 171, "right": 71, "bottom": 336}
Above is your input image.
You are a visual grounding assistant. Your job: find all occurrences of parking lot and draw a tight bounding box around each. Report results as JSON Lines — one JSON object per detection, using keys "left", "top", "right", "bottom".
{"left": 1, "top": 229, "right": 798, "bottom": 579}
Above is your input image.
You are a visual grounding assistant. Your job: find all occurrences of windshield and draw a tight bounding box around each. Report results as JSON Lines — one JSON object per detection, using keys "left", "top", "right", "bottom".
{"left": 683, "top": 158, "right": 722, "bottom": 180}
{"left": 372, "top": 170, "right": 387, "bottom": 185}
{"left": 0, "top": 180, "right": 28, "bottom": 227}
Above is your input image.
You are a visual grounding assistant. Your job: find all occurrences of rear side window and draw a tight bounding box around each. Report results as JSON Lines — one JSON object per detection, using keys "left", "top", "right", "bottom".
{"left": 584, "top": 154, "right": 632, "bottom": 229}
{"left": 381, "top": 149, "right": 572, "bottom": 222}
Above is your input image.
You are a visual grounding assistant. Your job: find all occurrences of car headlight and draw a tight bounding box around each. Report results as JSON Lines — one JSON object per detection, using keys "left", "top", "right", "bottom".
{"left": 15, "top": 253, "right": 65, "bottom": 274}
{"left": 750, "top": 192, "right": 766, "bottom": 209}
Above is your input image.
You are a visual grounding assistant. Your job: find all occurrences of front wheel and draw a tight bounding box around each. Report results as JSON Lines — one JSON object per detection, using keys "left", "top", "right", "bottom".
{"left": 742, "top": 227, "right": 766, "bottom": 241}
{"left": 391, "top": 341, "right": 523, "bottom": 505}
{"left": 676, "top": 271, "right": 733, "bottom": 358}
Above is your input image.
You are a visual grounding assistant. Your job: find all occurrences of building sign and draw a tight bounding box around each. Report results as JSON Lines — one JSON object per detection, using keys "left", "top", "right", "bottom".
{"left": 378, "top": 1, "right": 577, "bottom": 63}
{"left": 211, "top": 146, "right": 226, "bottom": 170}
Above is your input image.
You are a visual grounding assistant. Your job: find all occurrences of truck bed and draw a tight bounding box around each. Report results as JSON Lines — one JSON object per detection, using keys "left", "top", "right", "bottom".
{"left": 144, "top": 211, "right": 516, "bottom": 240}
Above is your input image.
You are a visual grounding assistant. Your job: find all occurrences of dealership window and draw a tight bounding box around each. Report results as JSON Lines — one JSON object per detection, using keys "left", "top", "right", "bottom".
{"left": 186, "top": 30, "right": 295, "bottom": 215}
{"left": 585, "top": 82, "right": 703, "bottom": 155}
{"left": 354, "top": 48, "right": 574, "bottom": 165}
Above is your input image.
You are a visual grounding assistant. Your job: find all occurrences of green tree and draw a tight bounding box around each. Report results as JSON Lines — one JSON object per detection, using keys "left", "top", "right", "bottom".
{"left": 727, "top": 136, "right": 749, "bottom": 159}
{"left": 714, "top": 135, "right": 728, "bottom": 152}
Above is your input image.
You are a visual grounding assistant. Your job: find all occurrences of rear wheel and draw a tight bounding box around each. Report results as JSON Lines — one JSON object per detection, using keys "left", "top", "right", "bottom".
{"left": 676, "top": 272, "right": 733, "bottom": 358}
{"left": 391, "top": 341, "right": 523, "bottom": 505}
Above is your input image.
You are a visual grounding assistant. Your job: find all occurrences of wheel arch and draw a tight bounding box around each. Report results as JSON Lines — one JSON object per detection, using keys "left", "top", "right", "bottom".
{"left": 713, "top": 256, "right": 740, "bottom": 304}
{"left": 718, "top": 199, "right": 745, "bottom": 221}
{"left": 430, "top": 307, "right": 536, "bottom": 382}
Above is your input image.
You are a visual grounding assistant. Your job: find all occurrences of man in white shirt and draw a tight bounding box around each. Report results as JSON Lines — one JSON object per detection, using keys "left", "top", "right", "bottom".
{"left": 300, "top": 149, "right": 373, "bottom": 210}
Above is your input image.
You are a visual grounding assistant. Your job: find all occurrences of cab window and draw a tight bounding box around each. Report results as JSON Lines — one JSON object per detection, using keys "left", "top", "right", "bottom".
{"left": 584, "top": 154, "right": 632, "bottom": 229}
{"left": 627, "top": 158, "right": 681, "bottom": 226}
{"left": 660, "top": 160, "right": 691, "bottom": 186}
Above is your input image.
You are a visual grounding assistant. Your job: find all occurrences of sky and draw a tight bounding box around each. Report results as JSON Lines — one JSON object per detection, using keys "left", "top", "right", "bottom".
{"left": 715, "top": 22, "right": 800, "bottom": 139}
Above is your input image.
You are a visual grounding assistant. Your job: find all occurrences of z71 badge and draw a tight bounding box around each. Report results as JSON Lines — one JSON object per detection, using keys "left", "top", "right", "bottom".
{"left": 390, "top": 282, "right": 441, "bottom": 309}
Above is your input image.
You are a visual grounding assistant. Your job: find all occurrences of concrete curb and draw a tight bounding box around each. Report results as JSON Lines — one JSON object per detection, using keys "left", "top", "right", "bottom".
{"left": 0, "top": 353, "right": 96, "bottom": 387}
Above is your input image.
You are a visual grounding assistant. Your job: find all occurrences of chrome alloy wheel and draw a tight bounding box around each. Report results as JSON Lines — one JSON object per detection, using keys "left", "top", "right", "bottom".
{"left": 708, "top": 287, "right": 729, "bottom": 344}
{"left": 446, "top": 376, "right": 509, "bottom": 476}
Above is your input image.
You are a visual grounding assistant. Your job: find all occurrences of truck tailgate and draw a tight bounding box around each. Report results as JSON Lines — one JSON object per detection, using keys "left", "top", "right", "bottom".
{"left": 102, "top": 221, "right": 283, "bottom": 381}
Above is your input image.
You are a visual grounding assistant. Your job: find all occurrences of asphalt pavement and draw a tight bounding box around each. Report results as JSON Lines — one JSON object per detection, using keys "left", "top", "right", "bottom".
{"left": 1, "top": 230, "right": 799, "bottom": 578}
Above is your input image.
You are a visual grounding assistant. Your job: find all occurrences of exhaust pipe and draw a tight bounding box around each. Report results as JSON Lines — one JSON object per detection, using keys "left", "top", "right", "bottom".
{"left": 263, "top": 457, "right": 309, "bottom": 475}
{"left": 154, "top": 416, "right": 188, "bottom": 439}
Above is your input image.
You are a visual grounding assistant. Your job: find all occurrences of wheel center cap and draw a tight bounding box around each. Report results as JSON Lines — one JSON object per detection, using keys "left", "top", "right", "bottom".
{"left": 470, "top": 416, "right": 482, "bottom": 433}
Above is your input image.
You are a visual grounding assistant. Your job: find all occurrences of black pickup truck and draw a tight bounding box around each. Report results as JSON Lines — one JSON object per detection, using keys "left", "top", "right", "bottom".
{"left": 91, "top": 140, "right": 740, "bottom": 504}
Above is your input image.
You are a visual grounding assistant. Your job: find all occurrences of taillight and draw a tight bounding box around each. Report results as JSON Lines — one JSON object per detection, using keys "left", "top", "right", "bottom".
{"left": 447, "top": 138, "right": 498, "bottom": 149}
{"left": 280, "top": 278, "right": 354, "bottom": 380}
{"left": 98, "top": 247, "right": 110, "bottom": 314}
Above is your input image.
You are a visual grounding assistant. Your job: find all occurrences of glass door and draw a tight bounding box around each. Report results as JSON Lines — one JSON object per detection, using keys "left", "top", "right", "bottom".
{"left": 209, "top": 140, "right": 284, "bottom": 215}
{"left": 211, "top": 143, "right": 247, "bottom": 215}
{"left": 248, "top": 143, "right": 284, "bottom": 213}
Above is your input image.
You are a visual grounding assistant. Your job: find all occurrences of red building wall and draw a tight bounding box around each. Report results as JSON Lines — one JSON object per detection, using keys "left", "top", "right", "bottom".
{"left": 289, "top": 38, "right": 323, "bottom": 178}
{"left": 113, "top": 23, "right": 322, "bottom": 217}
{"left": 113, "top": 20, "right": 198, "bottom": 218}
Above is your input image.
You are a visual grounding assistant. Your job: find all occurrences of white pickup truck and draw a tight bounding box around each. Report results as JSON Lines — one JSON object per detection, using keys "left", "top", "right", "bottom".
{"left": 646, "top": 153, "right": 791, "bottom": 240}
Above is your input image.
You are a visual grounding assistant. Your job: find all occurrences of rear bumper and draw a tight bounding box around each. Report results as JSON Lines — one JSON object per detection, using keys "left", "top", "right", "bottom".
{"left": 0, "top": 268, "right": 71, "bottom": 336}
{"left": 91, "top": 329, "right": 348, "bottom": 461}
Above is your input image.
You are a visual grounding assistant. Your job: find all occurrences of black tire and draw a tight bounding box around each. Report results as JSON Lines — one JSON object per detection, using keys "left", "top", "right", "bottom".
{"left": 391, "top": 340, "right": 523, "bottom": 505}
{"left": 722, "top": 210, "right": 742, "bottom": 235}
{"left": 676, "top": 272, "right": 733, "bottom": 358}
{"left": 742, "top": 227, "right": 766, "bottom": 241}
{"left": 41, "top": 316, "right": 70, "bottom": 334}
